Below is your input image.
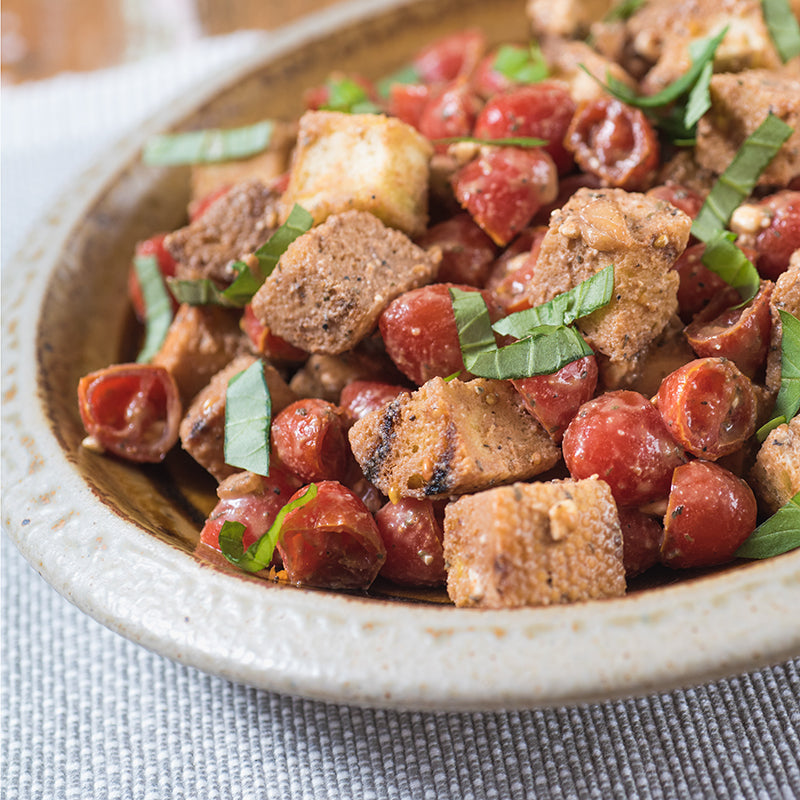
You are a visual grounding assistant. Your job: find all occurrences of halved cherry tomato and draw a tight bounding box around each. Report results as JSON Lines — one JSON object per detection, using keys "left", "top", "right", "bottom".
{"left": 647, "top": 183, "right": 704, "bottom": 220}
{"left": 277, "top": 481, "right": 386, "bottom": 589}
{"left": 451, "top": 146, "right": 558, "bottom": 245}
{"left": 661, "top": 461, "right": 757, "bottom": 568}
{"left": 655, "top": 358, "right": 757, "bottom": 460}
{"left": 271, "top": 399, "right": 350, "bottom": 483}
{"left": 78, "top": 363, "right": 181, "bottom": 463}
{"left": 374, "top": 498, "right": 446, "bottom": 586}
{"left": 684, "top": 282, "right": 773, "bottom": 379}
{"left": 387, "top": 82, "right": 431, "bottom": 129}
{"left": 241, "top": 303, "right": 307, "bottom": 363}
{"left": 618, "top": 507, "right": 664, "bottom": 578}
{"left": 473, "top": 83, "right": 576, "bottom": 174}
{"left": 565, "top": 97, "right": 659, "bottom": 191}
{"left": 487, "top": 226, "right": 548, "bottom": 313}
{"left": 512, "top": 354, "right": 598, "bottom": 442}
{"left": 339, "top": 380, "right": 407, "bottom": 426}
{"left": 418, "top": 80, "right": 482, "bottom": 150}
{"left": 127, "top": 234, "right": 178, "bottom": 322}
{"left": 753, "top": 190, "right": 800, "bottom": 280}
{"left": 562, "top": 390, "right": 686, "bottom": 506}
{"left": 415, "top": 213, "right": 497, "bottom": 287}
{"left": 412, "top": 29, "right": 486, "bottom": 84}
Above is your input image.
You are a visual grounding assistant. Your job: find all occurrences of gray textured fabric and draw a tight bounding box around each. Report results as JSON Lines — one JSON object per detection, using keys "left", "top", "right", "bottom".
{"left": 3, "top": 537, "right": 800, "bottom": 799}
{"left": 3, "top": 31, "right": 800, "bottom": 800}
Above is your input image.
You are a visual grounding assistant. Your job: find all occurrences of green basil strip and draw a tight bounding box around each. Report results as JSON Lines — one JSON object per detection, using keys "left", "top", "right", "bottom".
{"left": 143, "top": 119, "right": 275, "bottom": 165}
{"left": 700, "top": 231, "right": 761, "bottom": 304}
{"left": 133, "top": 255, "right": 174, "bottom": 363}
{"left": 492, "top": 43, "right": 549, "bottom": 84}
{"left": 321, "top": 77, "right": 382, "bottom": 114}
{"left": 469, "top": 325, "right": 594, "bottom": 379}
{"left": 251, "top": 204, "right": 314, "bottom": 278}
{"left": 449, "top": 288, "right": 498, "bottom": 366}
{"left": 224, "top": 360, "right": 272, "bottom": 476}
{"left": 376, "top": 64, "right": 422, "bottom": 99}
{"left": 493, "top": 265, "right": 614, "bottom": 338}
{"left": 762, "top": 0, "right": 800, "bottom": 61}
{"left": 434, "top": 135, "right": 549, "bottom": 148}
{"left": 219, "top": 483, "right": 319, "bottom": 572}
{"left": 683, "top": 59, "right": 715, "bottom": 130}
{"left": 735, "top": 491, "right": 800, "bottom": 559}
{"left": 758, "top": 310, "right": 800, "bottom": 440}
{"left": 603, "top": 0, "right": 646, "bottom": 22}
{"left": 692, "top": 114, "right": 794, "bottom": 242}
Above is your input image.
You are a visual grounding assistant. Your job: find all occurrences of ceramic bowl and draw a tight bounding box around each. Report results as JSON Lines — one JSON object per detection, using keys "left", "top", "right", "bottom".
{"left": 3, "top": 0, "right": 799, "bottom": 711}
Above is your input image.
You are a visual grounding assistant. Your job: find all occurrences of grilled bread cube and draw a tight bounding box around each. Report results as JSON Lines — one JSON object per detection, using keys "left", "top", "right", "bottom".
{"left": 280, "top": 110, "right": 432, "bottom": 236}
{"left": 251, "top": 210, "right": 439, "bottom": 355}
{"left": 750, "top": 415, "right": 800, "bottom": 515}
{"left": 348, "top": 377, "right": 560, "bottom": 501}
{"left": 444, "top": 478, "right": 625, "bottom": 608}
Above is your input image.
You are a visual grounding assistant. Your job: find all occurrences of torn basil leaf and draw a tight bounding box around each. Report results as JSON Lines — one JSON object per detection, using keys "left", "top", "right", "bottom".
{"left": 143, "top": 119, "right": 275, "bottom": 165}
{"left": 700, "top": 231, "right": 761, "bottom": 304}
{"left": 761, "top": 0, "right": 800, "bottom": 62}
{"left": 376, "top": 64, "right": 422, "bottom": 98}
{"left": 492, "top": 43, "right": 548, "bottom": 84}
{"left": 434, "top": 135, "right": 549, "bottom": 148}
{"left": 735, "top": 491, "right": 800, "bottom": 559}
{"left": 758, "top": 310, "right": 800, "bottom": 440}
{"left": 133, "top": 254, "right": 174, "bottom": 363}
{"left": 449, "top": 288, "right": 497, "bottom": 367}
{"left": 493, "top": 265, "right": 614, "bottom": 338}
{"left": 252, "top": 204, "right": 314, "bottom": 277}
{"left": 219, "top": 483, "right": 319, "bottom": 572}
{"left": 224, "top": 360, "right": 272, "bottom": 476}
{"left": 321, "top": 77, "right": 382, "bottom": 114}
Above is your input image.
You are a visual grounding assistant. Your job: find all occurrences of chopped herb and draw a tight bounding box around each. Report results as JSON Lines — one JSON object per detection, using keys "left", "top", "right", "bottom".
{"left": 700, "top": 231, "right": 761, "bottom": 304}
{"left": 142, "top": 119, "right": 275, "bottom": 165}
{"left": 735, "top": 491, "right": 800, "bottom": 559}
{"left": 166, "top": 204, "right": 313, "bottom": 307}
{"left": 434, "top": 135, "right": 549, "bottom": 148}
{"left": 224, "top": 360, "right": 272, "bottom": 476}
{"left": 492, "top": 43, "right": 548, "bottom": 84}
{"left": 321, "top": 77, "right": 382, "bottom": 114}
{"left": 761, "top": 0, "right": 800, "bottom": 62}
{"left": 219, "top": 484, "right": 319, "bottom": 572}
{"left": 133, "top": 255, "right": 174, "bottom": 363}
{"left": 376, "top": 64, "right": 422, "bottom": 99}
{"left": 757, "top": 310, "right": 800, "bottom": 440}
{"left": 603, "top": 0, "right": 646, "bottom": 22}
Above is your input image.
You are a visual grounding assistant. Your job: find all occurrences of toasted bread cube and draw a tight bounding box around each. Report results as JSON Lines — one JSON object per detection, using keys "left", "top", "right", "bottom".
{"left": 444, "top": 478, "right": 625, "bottom": 608}
{"left": 280, "top": 110, "right": 432, "bottom": 236}
{"left": 525, "top": 188, "right": 691, "bottom": 373}
{"left": 750, "top": 415, "right": 800, "bottom": 515}
{"left": 527, "top": 0, "right": 614, "bottom": 38}
{"left": 348, "top": 377, "right": 560, "bottom": 500}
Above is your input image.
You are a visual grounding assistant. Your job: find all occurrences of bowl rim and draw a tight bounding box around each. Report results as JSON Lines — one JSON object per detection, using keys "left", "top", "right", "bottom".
{"left": 3, "top": 0, "right": 799, "bottom": 712}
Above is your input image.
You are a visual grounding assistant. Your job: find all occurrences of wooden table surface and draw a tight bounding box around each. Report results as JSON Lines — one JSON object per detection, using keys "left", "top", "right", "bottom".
{"left": 1, "top": 0, "right": 339, "bottom": 84}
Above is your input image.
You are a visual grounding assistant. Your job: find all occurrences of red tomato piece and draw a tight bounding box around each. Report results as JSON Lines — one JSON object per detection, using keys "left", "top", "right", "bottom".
{"left": 655, "top": 358, "right": 757, "bottom": 460}
{"left": 379, "top": 283, "right": 498, "bottom": 385}
{"left": 562, "top": 390, "right": 686, "bottom": 506}
{"left": 241, "top": 303, "right": 308, "bottom": 363}
{"left": 418, "top": 80, "right": 482, "bottom": 150}
{"left": 512, "top": 355, "right": 598, "bottom": 442}
{"left": 127, "top": 233, "right": 178, "bottom": 322}
{"left": 415, "top": 213, "right": 497, "bottom": 287}
{"left": 473, "top": 83, "right": 576, "bottom": 174}
{"left": 618, "top": 507, "right": 664, "bottom": 578}
{"left": 753, "top": 191, "right": 800, "bottom": 280}
{"left": 78, "top": 363, "right": 181, "bottom": 463}
{"left": 565, "top": 97, "right": 660, "bottom": 191}
{"left": 671, "top": 242, "right": 729, "bottom": 321}
{"left": 387, "top": 82, "right": 431, "bottom": 129}
{"left": 199, "top": 468, "right": 302, "bottom": 564}
{"left": 339, "top": 380, "right": 407, "bottom": 426}
{"left": 412, "top": 29, "right": 486, "bottom": 84}
{"left": 277, "top": 481, "right": 387, "bottom": 590}
{"left": 374, "top": 498, "right": 447, "bottom": 586}
{"left": 661, "top": 461, "right": 757, "bottom": 568}
{"left": 271, "top": 399, "right": 350, "bottom": 483}
{"left": 451, "top": 146, "right": 558, "bottom": 246}
{"left": 684, "top": 282, "right": 773, "bottom": 379}
{"left": 471, "top": 51, "right": 518, "bottom": 98}
{"left": 647, "top": 183, "right": 704, "bottom": 220}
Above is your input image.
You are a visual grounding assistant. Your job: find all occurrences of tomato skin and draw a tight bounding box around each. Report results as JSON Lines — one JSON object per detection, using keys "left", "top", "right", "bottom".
{"left": 473, "top": 83, "right": 576, "bottom": 174}
{"left": 661, "top": 461, "right": 757, "bottom": 568}
{"left": 374, "top": 498, "right": 446, "bottom": 586}
{"left": 452, "top": 146, "right": 558, "bottom": 246}
{"left": 618, "top": 507, "right": 664, "bottom": 578}
{"left": 127, "top": 233, "right": 178, "bottom": 322}
{"left": 671, "top": 243, "right": 729, "bottom": 321}
{"left": 647, "top": 183, "right": 704, "bottom": 220}
{"left": 271, "top": 399, "right": 350, "bottom": 483}
{"left": 387, "top": 82, "right": 431, "bottom": 129}
{"left": 655, "top": 358, "right": 757, "bottom": 460}
{"left": 78, "top": 363, "right": 181, "bottom": 463}
{"left": 753, "top": 191, "right": 800, "bottom": 280}
{"left": 277, "top": 481, "right": 387, "bottom": 590}
{"left": 487, "top": 226, "right": 548, "bottom": 313}
{"left": 412, "top": 29, "right": 486, "bottom": 84}
{"left": 512, "top": 355, "right": 598, "bottom": 442}
{"left": 379, "top": 283, "right": 498, "bottom": 385}
{"left": 684, "top": 282, "right": 773, "bottom": 380}
{"left": 339, "top": 380, "right": 407, "bottom": 426}
{"left": 565, "top": 97, "right": 660, "bottom": 191}
{"left": 199, "top": 468, "right": 302, "bottom": 564}
{"left": 418, "top": 80, "right": 482, "bottom": 149}
{"left": 241, "top": 303, "right": 307, "bottom": 363}
{"left": 415, "top": 213, "right": 497, "bottom": 287}
{"left": 562, "top": 390, "right": 686, "bottom": 506}
{"left": 471, "top": 51, "right": 518, "bottom": 98}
